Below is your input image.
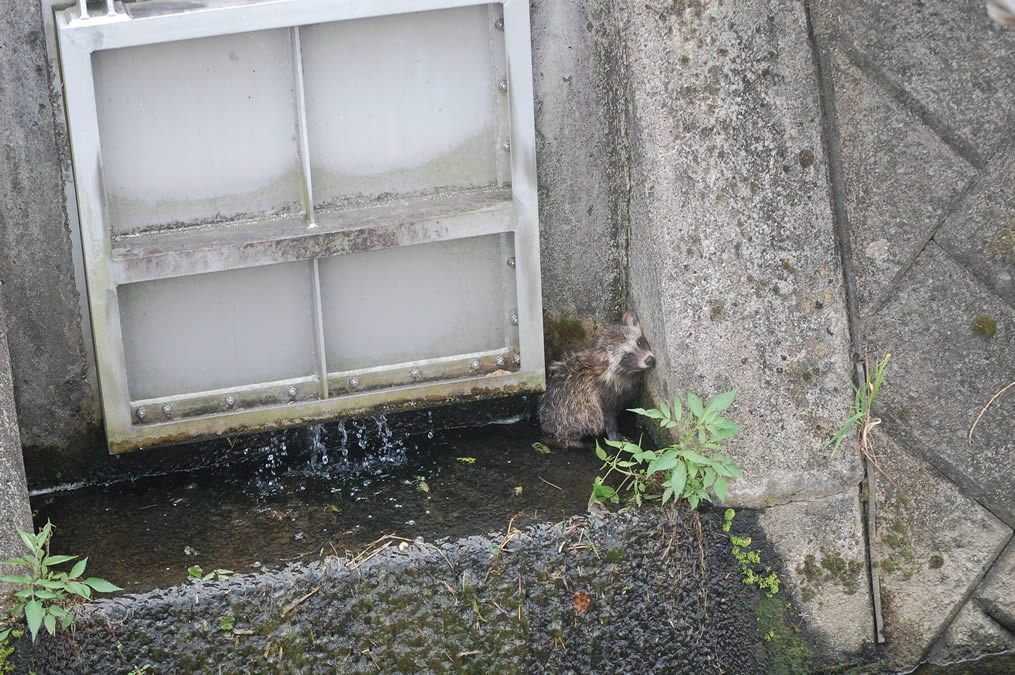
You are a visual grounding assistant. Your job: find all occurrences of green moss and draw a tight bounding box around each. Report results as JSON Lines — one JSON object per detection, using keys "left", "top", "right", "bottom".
{"left": 880, "top": 558, "right": 898, "bottom": 573}
{"left": 929, "top": 555, "right": 944, "bottom": 570}
{"left": 883, "top": 533, "right": 906, "bottom": 550}
{"left": 543, "top": 315, "right": 588, "bottom": 362}
{"left": 710, "top": 303, "right": 724, "bottom": 320}
{"left": 755, "top": 595, "right": 815, "bottom": 674}
{"left": 987, "top": 224, "right": 1015, "bottom": 263}
{"left": 801, "top": 371, "right": 814, "bottom": 383}
{"left": 971, "top": 315, "right": 998, "bottom": 338}
{"left": 780, "top": 259, "right": 796, "bottom": 273}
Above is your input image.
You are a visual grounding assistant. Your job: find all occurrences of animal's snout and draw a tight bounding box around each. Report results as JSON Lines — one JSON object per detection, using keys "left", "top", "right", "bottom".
{"left": 644, "top": 355, "right": 656, "bottom": 369}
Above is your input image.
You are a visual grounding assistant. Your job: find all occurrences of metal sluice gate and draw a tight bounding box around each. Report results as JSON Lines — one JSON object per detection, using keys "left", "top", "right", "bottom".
{"left": 55, "top": 0, "right": 543, "bottom": 453}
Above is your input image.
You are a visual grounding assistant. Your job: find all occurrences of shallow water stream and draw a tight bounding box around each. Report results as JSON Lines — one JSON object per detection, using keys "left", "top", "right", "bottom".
{"left": 32, "top": 420, "right": 602, "bottom": 593}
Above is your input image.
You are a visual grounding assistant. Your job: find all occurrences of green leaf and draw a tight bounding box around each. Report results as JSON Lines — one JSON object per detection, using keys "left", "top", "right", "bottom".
{"left": 663, "top": 420, "right": 678, "bottom": 429}
{"left": 1, "top": 556, "right": 29, "bottom": 566}
{"left": 0, "top": 575, "right": 31, "bottom": 585}
{"left": 65, "top": 581, "right": 91, "bottom": 599}
{"left": 703, "top": 390, "right": 736, "bottom": 420}
{"left": 594, "top": 443, "right": 608, "bottom": 461}
{"left": 714, "top": 476, "right": 729, "bottom": 503}
{"left": 658, "top": 401, "right": 671, "bottom": 422}
{"left": 25, "top": 599, "right": 44, "bottom": 642}
{"left": 702, "top": 468, "right": 716, "bottom": 488}
{"left": 36, "top": 578, "right": 65, "bottom": 589}
{"left": 15, "top": 589, "right": 32, "bottom": 600}
{"left": 44, "top": 613, "right": 56, "bottom": 637}
{"left": 688, "top": 493, "right": 700, "bottom": 510}
{"left": 672, "top": 393, "right": 683, "bottom": 423}
{"left": 687, "top": 392, "right": 704, "bottom": 418}
{"left": 48, "top": 605, "right": 66, "bottom": 617}
{"left": 661, "top": 487, "right": 674, "bottom": 505}
{"left": 0, "top": 629, "right": 9, "bottom": 642}
{"left": 710, "top": 422, "right": 742, "bottom": 441}
{"left": 646, "top": 453, "right": 679, "bottom": 476}
{"left": 670, "top": 462, "right": 687, "bottom": 497}
{"left": 43, "top": 554, "right": 76, "bottom": 567}
{"left": 69, "top": 558, "right": 88, "bottom": 580}
{"left": 18, "top": 529, "right": 37, "bottom": 552}
{"left": 33, "top": 590, "right": 58, "bottom": 600}
{"left": 61, "top": 612, "right": 74, "bottom": 630}
{"left": 723, "top": 462, "right": 744, "bottom": 479}
{"left": 681, "top": 450, "right": 710, "bottom": 465}
{"left": 629, "top": 407, "right": 665, "bottom": 419}
{"left": 84, "top": 578, "right": 123, "bottom": 593}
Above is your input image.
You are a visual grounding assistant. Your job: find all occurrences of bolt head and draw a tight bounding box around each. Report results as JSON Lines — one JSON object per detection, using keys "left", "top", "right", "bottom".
{"left": 513, "top": 353, "right": 521, "bottom": 367}
{"left": 161, "top": 403, "right": 173, "bottom": 417}
{"left": 224, "top": 395, "right": 236, "bottom": 408}
{"left": 494, "top": 17, "right": 504, "bottom": 30}
{"left": 410, "top": 367, "right": 422, "bottom": 379}
{"left": 496, "top": 355, "right": 506, "bottom": 367}
{"left": 510, "top": 313, "right": 519, "bottom": 326}
{"left": 136, "top": 406, "right": 147, "bottom": 420}
{"left": 501, "top": 139, "right": 511, "bottom": 152}
{"left": 498, "top": 79, "right": 508, "bottom": 92}
{"left": 507, "top": 256, "right": 516, "bottom": 267}
{"left": 287, "top": 385, "right": 298, "bottom": 398}
{"left": 469, "top": 359, "right": 481, "bottom": 371}
{"left": 349, "top": 376, "right": 360, "bottom": 389}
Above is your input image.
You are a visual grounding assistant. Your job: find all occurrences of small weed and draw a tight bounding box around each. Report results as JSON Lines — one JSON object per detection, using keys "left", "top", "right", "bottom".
{"left": 531, "top": 442, "right": 552, "bottom": 454}
{"left": 127, "top": 666, "right": 152, "bottom": 675}
{"left": 219, "top": 616, "right": 235, "bottom": 632}
{"left": 456, "top": 457, "right": 476, "bottom": 464}
{"left": 825, "top": 352, "right": 891, "bottom": 477}
{"left": 0, "top": 520, "right": 121, "bottom": 642}
{"left": 413, "top": 477, "right": 430, "bottom": 494}
{"left": 590, "top": 390, "right": 743, "bottom": 509}
{"left": 186, "top": 567, "right": 234, "bottom": 584}
{"left": 326, "top": 504, "right": 341, "bottom": 513}
{"left": 730, "top": 533, "right": 781, "bottom": 597}
{"left": 513, "top": 486, "right": 523, "bottom": 496}
{"left": 723, "top": 508, "right": 735, "bottom": 533}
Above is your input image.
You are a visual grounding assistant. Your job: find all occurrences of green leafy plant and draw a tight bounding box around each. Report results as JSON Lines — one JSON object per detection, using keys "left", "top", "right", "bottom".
{"left": 218, "top": 616, "right": 235, "bottom": 632}
{"left": 186, "top": 566, "right": 234, "bottom": 583}
{"left": 531, "top": 442, "right": 552, "bottom": 454}
{"left": 0, "top": 520, "right": 121, "bottom": 642}
{"left": 731, "top": 534, "right": 781, "bottom": 597}
{"left": 590, "top": 390, "right": 743, "bottom": 509}
{"left": 455, "top": 457, "right": 476, "bottom": 464}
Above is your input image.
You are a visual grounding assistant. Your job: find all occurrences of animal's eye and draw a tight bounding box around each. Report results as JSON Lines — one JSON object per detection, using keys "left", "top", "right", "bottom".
{"left": 637, "top": 337, "right": 648, "bottom": 349}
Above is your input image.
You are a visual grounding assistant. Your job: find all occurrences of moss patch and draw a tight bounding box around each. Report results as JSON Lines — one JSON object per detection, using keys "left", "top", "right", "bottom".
{"left": 971, "top": 315, "right": 998, "bottom": 338}
{"left": 542, "top": 315, "right": 589, "bottom": 363}
{"left": 755, "top": 595, "right": 815, "bottom": 674}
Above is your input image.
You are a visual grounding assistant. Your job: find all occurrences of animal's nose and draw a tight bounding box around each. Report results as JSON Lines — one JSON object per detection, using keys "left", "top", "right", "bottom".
{"left": 644, "top": 355, "right": 656, "bottom": 368}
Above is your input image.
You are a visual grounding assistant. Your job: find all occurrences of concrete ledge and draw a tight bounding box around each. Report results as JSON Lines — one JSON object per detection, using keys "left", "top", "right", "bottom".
{"left": 11, "top": 508, "right": 777, "bottom": 672}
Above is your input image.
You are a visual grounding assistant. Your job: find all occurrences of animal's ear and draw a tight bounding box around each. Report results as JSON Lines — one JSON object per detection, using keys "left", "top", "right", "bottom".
{"left": 623, "top": 311, "right": 639, "bottom": 327}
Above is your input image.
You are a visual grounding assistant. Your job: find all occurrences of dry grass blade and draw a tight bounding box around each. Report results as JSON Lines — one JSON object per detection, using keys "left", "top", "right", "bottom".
{"left": 282, "top": 586, "right": 320, "bottom": 616}
{"left": 538, "top": 476, "right": 562, "bottom": 490}
{"left": 968, "top": 380, "right": 1015, "bottom": 448}
{"left": 345, "top": 533, "right": 454, "bottom": 572}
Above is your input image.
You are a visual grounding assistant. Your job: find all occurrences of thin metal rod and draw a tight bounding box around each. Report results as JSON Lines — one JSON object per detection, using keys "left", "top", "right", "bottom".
{"left": 290, "top": 26, "right": 316, "bottom": 226}
{"left": 310, "top": 258, "right": 328, "bottom": 398}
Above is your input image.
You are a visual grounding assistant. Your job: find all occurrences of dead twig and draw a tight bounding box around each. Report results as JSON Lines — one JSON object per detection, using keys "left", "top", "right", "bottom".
{"left": 283, "top": 586, "right": 320, "bottom": 616}
{"left": 538, "top": 476, "right": 562, "bottom": 490}
{"left": 968, "top": 380, "right": 1015, "bottom": 448}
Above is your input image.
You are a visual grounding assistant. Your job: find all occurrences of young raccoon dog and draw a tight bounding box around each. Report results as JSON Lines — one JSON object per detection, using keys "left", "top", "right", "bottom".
{"left": 539, "top": 311, "right": 656, "bottom": 449}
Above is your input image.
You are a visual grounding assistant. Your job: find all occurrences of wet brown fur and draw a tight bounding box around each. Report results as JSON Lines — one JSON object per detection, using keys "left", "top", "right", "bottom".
{"left": 538, "top": 311, "right": 655, "bottom": 448}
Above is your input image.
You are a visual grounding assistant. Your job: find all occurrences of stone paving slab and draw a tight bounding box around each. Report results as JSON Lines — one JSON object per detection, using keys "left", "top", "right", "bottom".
{"left": 621, "top": 0, "right": 861, "bottom": 508}
{"left": 872, "top": 433, "right": 1011, "bottom": 668}
{"left": 811, "top": 0, "right": 1015, "bottom": 165}
{"left": 866, "top": 242, "right": 1015, "bottom": 525}
{"left": 929, "top": 597, "right": 1015, "bottom": 665}
{"left": 827, "top": 47, "right": 974, "bottom": 314}
{"left": 936, "top": 139, "right": 1015, "bottom": 308}
{"left": 758, "top": 491, "right": 873, "bottom": 661}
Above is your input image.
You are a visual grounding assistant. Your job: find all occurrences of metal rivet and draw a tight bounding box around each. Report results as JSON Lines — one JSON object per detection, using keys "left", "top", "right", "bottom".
{"left": 469, "top": 359, "right": 481, "bottom": 372}
{"left": 349, "top": 376, "right": 360, "bottom": 389}
{"left": 224, "top": 395, "right": 236, "bottom": 408}
{"left": 494, "top": 17, "right": 504, "bottom": 30}
{"left": 162, "top": 404, "right": 173, "bottom": 418}
{"left": 501, "top": 139, "right": 511, "bottom": 152}
{"left": 510, "top": 313, "right": 519, "bottom": 326}
{"left": 498, "top": 79, "right": 508, "bottom": 93}
{"left": 136, "top": 406, "right": 147, "bottom": 420}
{"left": 496, "top": 355, "right": 506, "bottom": 367}
{"left": 287, "top": 386, "right": 298, "bottom": 399}
{"left": 513, "top": 353, "right": 521, "bottom": 367}
{"left": 410, "top": 367, "right": 421, "bottom": 380}
{"left": 507, "top": 256, "right": 516, "bottom": 267}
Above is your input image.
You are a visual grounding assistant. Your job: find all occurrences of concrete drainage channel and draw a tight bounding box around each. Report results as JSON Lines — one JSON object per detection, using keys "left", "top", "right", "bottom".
{"left": 8, "top": 413, "right": 791, "bottom": 674}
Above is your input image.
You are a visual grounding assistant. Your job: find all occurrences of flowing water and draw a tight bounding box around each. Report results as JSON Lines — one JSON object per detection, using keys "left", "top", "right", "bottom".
{"left": 31, "top": 419, "right": 602, "bottom": 594}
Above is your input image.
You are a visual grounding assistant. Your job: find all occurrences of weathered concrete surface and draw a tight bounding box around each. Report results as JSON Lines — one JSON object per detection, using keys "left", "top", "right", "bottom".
{"left": 0, "top": 289, "right": 33, "bottom": 597}
{"left": 827, "top": 47, "right": 974, "bottom": 313}
{"left": 758, "top": 491, "right": 873, "bottom": 661}
{"left": 867, "top": 244, "right": 1015, "bottom": 526}
{"left": 811, "top": 0, "right": 1015, "bottom": 167}
{"left": 936, "top": 139, "right": 1015, "bottom": 307}
{"left": 872, "top": 434, "right": 1011, "bottom": 668}
{"left": 929, "top": 538, "right": 1015, "bottom": 664}
{"left": 0, "top": 0, "right": 102, "bottom": 483}
{"left": 620, "top": 0, "right": 860, "bottom": 507}
{"left": 531, "top": 0, "right": 628, "bottom": 323}
{"left": 13, "top": 508, "right": 777, "bottom": 673}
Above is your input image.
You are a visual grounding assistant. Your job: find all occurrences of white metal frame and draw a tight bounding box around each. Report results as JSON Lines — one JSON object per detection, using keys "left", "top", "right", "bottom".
{"left": 55, "top": 0, "right": 544, "bottom": 453}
